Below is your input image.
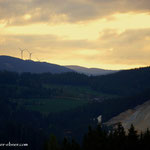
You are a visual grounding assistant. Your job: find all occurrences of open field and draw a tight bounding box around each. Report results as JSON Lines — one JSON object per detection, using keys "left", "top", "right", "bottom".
{"left": 44, "top": 84, "right": 118, "bottom": 100}
{"left": 12, "top": 97, "right": 89, "bottom": 114}
{"left": 10, "top": 85, "right": 119, "bottom": 115}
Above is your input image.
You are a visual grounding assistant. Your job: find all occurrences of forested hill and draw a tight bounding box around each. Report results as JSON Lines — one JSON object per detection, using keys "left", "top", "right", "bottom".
{"left": 1, "top": 66, "right": 150, "bottom": 97}
{"left": 90, "top": 67, "right": 150, "bottom": 96}
{"left": 0, "top": 55, "right": 73, "bottom": 73}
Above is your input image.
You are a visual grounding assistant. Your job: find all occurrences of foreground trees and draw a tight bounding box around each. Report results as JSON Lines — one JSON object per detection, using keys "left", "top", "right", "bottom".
{"left": 44, "top": 123, "right": 150, "bottom": 150}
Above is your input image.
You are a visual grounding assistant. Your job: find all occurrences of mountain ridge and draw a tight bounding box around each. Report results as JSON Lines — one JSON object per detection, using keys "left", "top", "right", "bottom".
{"left": 66, "top": 65, "right": 119, "bottom": 76}
{"left": 0, "top": 55, "right": 73, "bottom": 73}
{"left": 0, "top": 55, "right": 119, "bottom": 75}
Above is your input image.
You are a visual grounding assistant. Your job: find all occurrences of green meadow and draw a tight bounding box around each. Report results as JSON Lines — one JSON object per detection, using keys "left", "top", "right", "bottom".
{"left": 12, "top": 97, "right": 89, "bottom": 114}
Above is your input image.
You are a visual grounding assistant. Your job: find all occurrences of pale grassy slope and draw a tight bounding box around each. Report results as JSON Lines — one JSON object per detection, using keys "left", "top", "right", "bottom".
{"left": 106, "top": 100, "right": 150, "bottom": 131}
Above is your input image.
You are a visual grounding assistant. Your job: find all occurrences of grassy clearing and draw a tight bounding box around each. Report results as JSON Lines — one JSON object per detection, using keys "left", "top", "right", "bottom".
{"left": 12, "top": 97, "right": 89, "bottom": 114}
{"left": 44, "top": 85, "right": 118, "bottom": 99}
{"left": 10, "top": 85, "right": 119, "bottom": 115}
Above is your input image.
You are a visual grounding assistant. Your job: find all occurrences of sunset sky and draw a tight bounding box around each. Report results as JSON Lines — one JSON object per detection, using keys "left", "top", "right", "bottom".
{"left": 1, "top": 0, "right": 150, "bottom": 70}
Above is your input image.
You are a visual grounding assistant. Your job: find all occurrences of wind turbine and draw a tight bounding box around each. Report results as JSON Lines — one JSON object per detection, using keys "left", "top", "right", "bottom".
{"left": 26, "top": 49, "right": 33, "bottom": 60}
{"left": 36, "top": 57, "right": 44, "bottom": 62}
{"left": 36, "top": 57, "right": 40, "bottom": 62}
{"left": 19, "top": 48, "right": 25, "bottom": 59}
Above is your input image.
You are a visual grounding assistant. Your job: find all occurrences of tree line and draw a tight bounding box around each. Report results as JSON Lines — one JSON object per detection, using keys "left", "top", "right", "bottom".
{"left": 1, "top": 66, "right": 150, "bottom": 97}
{"left": 44, "top": 123, "right": 150, "bottom": 150}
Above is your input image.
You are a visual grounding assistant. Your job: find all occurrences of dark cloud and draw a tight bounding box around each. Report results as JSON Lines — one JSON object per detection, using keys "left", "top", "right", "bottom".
{"left": 1, "top": 0, "right": 150, "bottom": 25}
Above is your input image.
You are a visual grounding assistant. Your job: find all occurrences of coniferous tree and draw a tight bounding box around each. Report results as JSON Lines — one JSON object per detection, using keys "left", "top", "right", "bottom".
{"left": 127, "top": 124, "right": 139, "bottom": 149}
{"left": 112, "top": 123, "right": 127, "bottom": 150}
{"left": 61, "top": 137, "right": 72, "bottom": 150}
{"left": 44, "top": 134, "right": 60, "bottom": 150}
{"left": 71, "top": 139, "right": 81, "bottom": 150}
{"left": 141, "top": 129, "right": 150, "bottom": 150}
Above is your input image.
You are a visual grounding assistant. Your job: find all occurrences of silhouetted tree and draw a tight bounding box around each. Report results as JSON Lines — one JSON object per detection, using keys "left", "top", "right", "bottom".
{"left": 127, "top": 124, "right": 139, "bottom": 149}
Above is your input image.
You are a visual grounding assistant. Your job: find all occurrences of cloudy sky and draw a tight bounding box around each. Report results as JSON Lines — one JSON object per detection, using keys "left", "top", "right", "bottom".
{"left": 1, "top": 0, "right": 150, "bottom": 69}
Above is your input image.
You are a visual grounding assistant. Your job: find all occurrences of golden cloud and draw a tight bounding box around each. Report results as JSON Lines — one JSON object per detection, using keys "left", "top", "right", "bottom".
{"left": 1, "top": 0, "right": 150, "bottom": 25}
{"left": 0, "top": 28, "right": 150, "bottom": 69}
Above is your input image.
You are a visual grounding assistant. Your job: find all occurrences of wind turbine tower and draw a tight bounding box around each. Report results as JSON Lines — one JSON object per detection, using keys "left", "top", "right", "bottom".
{"left": 27, "top": 50, "right": 33, "bottom": 60}
{"left": 36, "top": 57, "right": 40, "bottom": 62}
{"left": 36, "top": 57, "right": 44, "bottom": 62}
{"left": 19, "top": 48, "right": 25, "bottom": 59}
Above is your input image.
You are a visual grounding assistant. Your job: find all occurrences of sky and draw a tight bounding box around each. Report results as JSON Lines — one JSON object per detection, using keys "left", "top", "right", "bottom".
{"left": 0, "top": 0, "right": 150, "bottom": 70}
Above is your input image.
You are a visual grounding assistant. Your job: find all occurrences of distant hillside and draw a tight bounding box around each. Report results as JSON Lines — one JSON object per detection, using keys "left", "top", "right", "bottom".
{"left": 0, "top": 55, "right": 73, "bottom": 73}
{"left": 90, "top": 66, "right": 150, "bottom": 96}
{"left": 66, "top": 65, "right": 118, "bottom": 76}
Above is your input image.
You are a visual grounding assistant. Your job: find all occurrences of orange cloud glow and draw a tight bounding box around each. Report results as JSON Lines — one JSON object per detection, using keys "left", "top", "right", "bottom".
{"left": 1, "top": 0, "right": 150, "bottom": 69}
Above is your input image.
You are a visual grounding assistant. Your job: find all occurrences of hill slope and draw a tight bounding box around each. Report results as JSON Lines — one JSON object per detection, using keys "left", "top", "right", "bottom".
{"left": 66, "top": 65, "right": 118, "bottom": 76}
{"left": 90, "top": 67, "right": 150, "bottom": 96}
{"left": 106, "top": 100, "right": 150, "bottom": 131}
{"left": 0, "top": 55, "right": 73, "bottom": 73}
